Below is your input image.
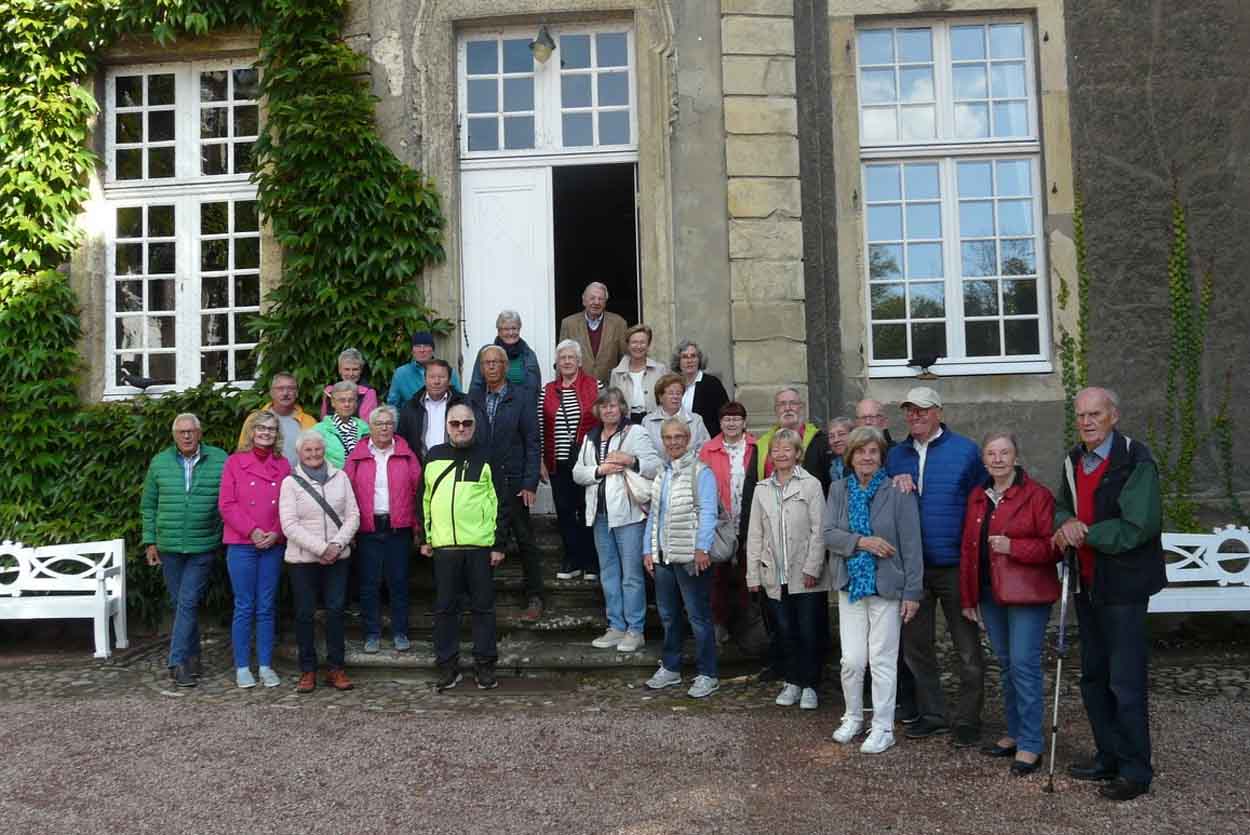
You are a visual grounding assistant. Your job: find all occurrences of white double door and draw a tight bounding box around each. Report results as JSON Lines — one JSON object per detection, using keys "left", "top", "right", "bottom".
{"left": 459, "top": 166, "right": 556, "bottom": 387}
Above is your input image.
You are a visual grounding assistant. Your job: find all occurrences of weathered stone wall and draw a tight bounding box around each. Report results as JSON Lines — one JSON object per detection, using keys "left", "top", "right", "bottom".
{"left": 1066, "top": 0, "right": 1250, "bottom": 490}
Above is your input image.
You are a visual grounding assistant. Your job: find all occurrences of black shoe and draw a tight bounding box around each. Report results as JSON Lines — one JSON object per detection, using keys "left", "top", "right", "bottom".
{"left": 188, "top": 655, "right": 202, "bottom": 678}
{"left": 172, "top": 664, "right": 197, "bottom": 688}
{"left": 1099, "top": 777, "right": 1149, "bottom": 801}
{"left": 952, "top": 726, "right": 981, "bottom": 748}
{"left": 1010, "top": 755, "right": 1042, "bottom": 776}
{"left": 436, "top": 665, "right": 462, "bottom": 692}
{"left": 475, "top": 663, "right": 498, "bottom": 690}
{"left": 756, "top": 666, "right": 783, "bottom": 684}
{"left": 981, "top": 742, "right": 1018, "bottom": 758}
{"left": 1068, "top": 759, "right": 1117, "bottom": 782}
{"left": 897, "top": 706, "right": 921, "bottom": 724}
{"left": 904, "top": 717, "right": 951, "bottom": 739}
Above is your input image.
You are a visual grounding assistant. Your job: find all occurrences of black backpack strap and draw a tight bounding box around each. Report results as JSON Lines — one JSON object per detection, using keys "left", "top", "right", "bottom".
{"left": 290, "top": 473, "right": 342, "bottom": 529}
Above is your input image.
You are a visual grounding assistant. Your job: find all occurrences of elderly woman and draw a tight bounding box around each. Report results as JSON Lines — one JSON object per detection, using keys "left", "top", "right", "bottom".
{"left": 320, "top": 348, "right": 378, "bottom": 421}
{"left": 746, "top": 429, "right": 831, "bottom": 710}
{"left": 219, "top": 410, "right": 291, "bottom": 689}
{"left": 279, "top": 430, "right": 361, "bottom": 693}
{"left": 609, "top": 324, "right": 668, "bottom": 424}
{"left": 344, "top": 406, "right": 423, "bottom": 654}
{"left": 813, "top": 416, "right": 855, "bottom": 488}
{"left": 573, "top": 387, "right": 661, "bottom": 652}
{"left": 314, "top": 382, "right": 371, "bottom": 468}
{"left": 824, "top": 426, "right": 923, "bottom": 754}
{"left": 642, "top": 417, "right": 721, "bottom": 698}
{"left": 959, "top": 431, "right": 1059, "bottom": 776}
{"left": 672, "top": 340, "right": 729, "bottom": 436}
{"left": 469, "top": 310, "right": 542, "bottom": 399}
{"left": 540, "top": 339, "right": 601, "bottom": 581}
{"left": 642, "top": 373, "right": 710, "bottom": 457}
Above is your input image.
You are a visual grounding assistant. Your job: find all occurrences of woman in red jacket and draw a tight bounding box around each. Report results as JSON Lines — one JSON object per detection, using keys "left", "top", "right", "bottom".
{"left": 959, "top": 431, "right": 1059, "bottom": 777}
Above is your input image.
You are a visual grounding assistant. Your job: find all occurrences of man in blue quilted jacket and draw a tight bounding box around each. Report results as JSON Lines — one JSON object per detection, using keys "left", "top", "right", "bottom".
{"left": 886, "top": 387, "right": 987, "bottom": 746}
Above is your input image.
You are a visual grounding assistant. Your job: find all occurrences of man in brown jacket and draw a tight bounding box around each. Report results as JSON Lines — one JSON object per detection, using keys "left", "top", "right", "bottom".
{"left": 558, "top": 281, "right": 628, "bottom": 383}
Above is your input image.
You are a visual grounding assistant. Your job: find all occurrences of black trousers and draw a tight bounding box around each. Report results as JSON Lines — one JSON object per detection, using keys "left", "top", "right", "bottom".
{"left": 507, "top": 488, "right": 544, "bottom": 601}
{"left": 765, "top": 588, "right": 829, "bottom": 689}
{"left": 902, "top": 564, "right": 985, "bottom": 729}
{"left": 288, "top": 560, "right": 348, "bottom": 672}
{"left": 551, "top": 459, "right": 596, "bottom": 573}
{"left": 1075, "top": 594, "right": 1154, "bottom": 784}
{"left": 432, "top": 547, "right": 497, "bottom": 667}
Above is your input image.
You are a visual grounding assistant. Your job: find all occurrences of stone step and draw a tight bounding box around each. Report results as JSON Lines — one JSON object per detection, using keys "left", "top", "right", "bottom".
{"left": 333, "top": 604, "right": 660, "bottom": 637}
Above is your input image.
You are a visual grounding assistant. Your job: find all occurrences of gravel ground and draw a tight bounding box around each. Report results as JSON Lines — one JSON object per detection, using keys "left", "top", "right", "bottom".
{"left": 2, "top": 638, "right": 1248, "bottom": 835}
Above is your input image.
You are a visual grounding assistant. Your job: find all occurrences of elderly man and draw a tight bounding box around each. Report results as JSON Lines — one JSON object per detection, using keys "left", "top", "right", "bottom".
{"left": 756, "top": 388, "right": 828, "bottom": 490}
{"left": 886, "top": 386, "right": 987, "bottom": 746}
{"left": 469, "top": 310, "right": 542, "bottom": 399}
{"left": 239, "top": 372, "right": 317, "bottom": 460}
{"left": 141, "top": 414, "right": 228, "bottom": 687}
{"left": 855, "top": 398, "right": 896, "bottom": 450}
{"left": 396, "top": 359, "right": 466, "bottom": 461}
{"left": 467, "top": 345, "right": 545, "bottom": 621}
{"left": 1053, "top": 387, "right": 1165, "bottom": 802}
{"left": 387, "top": 330, "right": 462, "bottom": 407}
{"left": 420, "top": 404, "right": 509, "bottom": 691}
{"left": 642, "top": 417, "right": 721, "bottom": 699}
{"left": 558, "top": 281, "right": 629, "bottom": 383}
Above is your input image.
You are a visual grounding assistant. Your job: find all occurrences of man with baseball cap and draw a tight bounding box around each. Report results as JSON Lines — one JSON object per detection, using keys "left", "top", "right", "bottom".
{"left": 387, "top": 330, "right": 462, "bottom": 407}
{"left": 885, "top": 386, "right": 987, "bottom": 747}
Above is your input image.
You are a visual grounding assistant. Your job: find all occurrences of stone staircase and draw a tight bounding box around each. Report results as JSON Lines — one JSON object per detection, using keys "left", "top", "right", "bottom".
{"left": 273, "top": 514, "right": 769, "bottom": 674}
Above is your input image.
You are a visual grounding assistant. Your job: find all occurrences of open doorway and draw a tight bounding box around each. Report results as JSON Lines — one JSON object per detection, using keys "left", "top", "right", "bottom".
{"left": 552, "top": 163, "right": 639, "bottom": 327}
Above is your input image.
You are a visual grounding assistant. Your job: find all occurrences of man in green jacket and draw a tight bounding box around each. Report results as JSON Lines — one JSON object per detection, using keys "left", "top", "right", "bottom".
{"left": 141, "top": 413, "right": 227, "bottom": 688}
{"left": 419, "top": 403, "right": 508, "bottom": 692}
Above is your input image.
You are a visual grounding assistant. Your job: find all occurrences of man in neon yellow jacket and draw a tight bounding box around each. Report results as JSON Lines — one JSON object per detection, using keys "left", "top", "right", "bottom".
{"left": 419, "top": 402, "right": 509, "bottom": 692}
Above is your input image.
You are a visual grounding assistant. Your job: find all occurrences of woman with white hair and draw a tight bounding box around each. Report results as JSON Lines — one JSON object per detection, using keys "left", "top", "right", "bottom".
{"left": 540, "top": 339, "right": 601, "bottom": 580}
{"left": 469, "top": 310, "right": 541, "bottom": 399}
{"left": 279, "top": 430, "right": 361, "bottom": 693}
{"left": 609, "top": 323, "right": 668, "bottom": 424}
{"left": 319, "top": 347, "right": 378, "bottom": 421}
{"left": 313, "top": 381, "right": 371, "bottom": 468}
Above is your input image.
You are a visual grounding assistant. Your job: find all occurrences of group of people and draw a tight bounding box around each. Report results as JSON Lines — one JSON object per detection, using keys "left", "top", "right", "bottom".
{"left": 141, "top": 280, "right": 1165, "bottom": 803}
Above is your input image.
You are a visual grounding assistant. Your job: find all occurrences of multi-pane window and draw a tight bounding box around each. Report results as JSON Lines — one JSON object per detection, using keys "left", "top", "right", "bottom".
{"left": 104, "top": 61, "right": 261, "bottom": 395}
{"left": 857, "top": 19, "right": 1047, "bottom": 375}
{"left": 458, "top": 25, "right": 635, "bottom": 158}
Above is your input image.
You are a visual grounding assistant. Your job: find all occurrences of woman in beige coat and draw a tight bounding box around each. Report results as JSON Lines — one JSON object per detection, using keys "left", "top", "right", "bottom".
{"left": 279, "top": 430, "right": 361, "bottom": 693}
{"left": 746, "top": 428, "right": 831, "bottom": 710}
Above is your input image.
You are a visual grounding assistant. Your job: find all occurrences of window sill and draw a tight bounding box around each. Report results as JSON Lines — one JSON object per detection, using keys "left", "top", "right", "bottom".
{"left": 101, "top": 379, "right": 255, "bottom": 401}
{"left": 867, "top": 359, "right": 1052, "bottom": 379}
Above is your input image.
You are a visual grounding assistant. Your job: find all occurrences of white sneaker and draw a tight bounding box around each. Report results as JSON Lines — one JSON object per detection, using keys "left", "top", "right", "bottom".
{"left": 645, "top": 665, "right": 682, "bottom": 690}
{"left": 236, "top": 667, "right": 256, "bottom": 689}
{"left": 800, "top": 688, "right": 819, "bottom": 710}
{"left": 688, "top": 675, "right": 720, "bottom": 698}
{"left": 555, "top": 569, "right": 582, "bottom": 580}
{"left": 584, "top": 573, "right": 598, "bottom": 582}
{"left": 832, "top": 718, "right": 863, "bottom": 744}
{"left": 258, "top": 666, "right": 281, "bottom": 688}
{"left": 591, "top": 628, "right": 626, "bottom": 649}
{"left": 860, "top": 728, "right": 896, "bottom": 754}
{"left": 775, "top": 683, "right": 801, "bottom": 706}
{"left": 617, "top": 631, "right": 645, "bottom": 652}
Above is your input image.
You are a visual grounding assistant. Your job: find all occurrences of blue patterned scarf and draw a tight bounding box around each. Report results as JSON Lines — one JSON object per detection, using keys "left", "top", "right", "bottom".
{"left": 845, "top": 469, "right": 887, "bottom": 603}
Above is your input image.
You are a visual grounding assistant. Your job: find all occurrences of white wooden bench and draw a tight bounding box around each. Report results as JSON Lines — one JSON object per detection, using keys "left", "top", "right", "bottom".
{"left": 0, "top": 538, "right": 129, "bottom": 658}
{"left": 1150, "top": 525, "right": 1250, "bottom": 613}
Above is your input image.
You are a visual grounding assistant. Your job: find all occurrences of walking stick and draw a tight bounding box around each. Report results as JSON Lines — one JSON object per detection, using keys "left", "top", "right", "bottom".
{"left": 1043, "top": 549, "right": 1076, "bottom": 794}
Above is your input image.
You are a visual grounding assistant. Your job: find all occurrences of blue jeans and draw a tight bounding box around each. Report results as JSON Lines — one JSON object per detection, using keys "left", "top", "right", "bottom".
{"left": 289, "top": 559, "right": 349, "bottom": 672}
{"left": 358, "top": 527, "right": 412, "bottom": 640}
{"left": 979, "top": 592, "right": 1051, "bottom": 754}
{"left": 593, "top": 515, "right": 647, "bottom": 633}
{"left": 653, "top": 561, "right": 718, "bottom": 678}
{"left": 226, "top": 543, "right": 285, "bottom": 668}
{"left": 160, "top": 551, "right": 214, "bottom": 667}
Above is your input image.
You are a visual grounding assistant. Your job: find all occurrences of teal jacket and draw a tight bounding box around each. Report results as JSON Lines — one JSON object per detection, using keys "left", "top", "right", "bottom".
{"left": 141, "top": 444, "right": 228, "bottom": 553}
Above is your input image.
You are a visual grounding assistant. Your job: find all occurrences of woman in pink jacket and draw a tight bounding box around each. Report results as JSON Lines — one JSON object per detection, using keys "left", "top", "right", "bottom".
{"left": 219, "top": 409, "right": 291, "bottom": 689}
{"left": 343, "top": 406, "right": 423, "bottom": 654}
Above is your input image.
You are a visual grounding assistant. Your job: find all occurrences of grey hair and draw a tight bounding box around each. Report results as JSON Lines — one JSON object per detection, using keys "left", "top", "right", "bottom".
{"left": 660, "top": 416, "right": 692, "bottom": 439}
{"left": 827, "top": 416, "right": 855, "bottom": 434}
{"left": 369, "top": 405, "right": 398, "bottom": 427}
{"left": 982, "top": 430, "right": 1022, "bottom": 458}
{"left": 495, "top": 310, "right": 522, "bottom": 328}
{"left": 1077, "top": 386, "right": 1120, "bottom": 412}
{"left": 770, "top": 428, "right": 804, "bottom": 452}
{"left": 583, "top": 281, "right": 609, "bottom": 300}
{"left": 294, "top": 429, "right": 326, "bottom": 454}
{"left": 555, "top": 338, "right": 583, "bottom": 362}
{"left": 331, "top": 380, "right": 357, "bottom": 396}
{"left": 171, "top": 413, "right": 201, "bottom": 433}
{"left": 480, "top": 344, "right": 508, "bottom": 365}
{"left": 670, "top": 339, "right": 708, "bottom": 372}
{"left": 594, "top": 386, "right": 629, "bottom": 419}
{"left": 775, "top": 386, "right": 803, "bottom": 404}
{"left": 337, "top": 348, "right": 364, "bottom": 365}
{"left": 845, "top": 426, "right": 888, "bottom": 463}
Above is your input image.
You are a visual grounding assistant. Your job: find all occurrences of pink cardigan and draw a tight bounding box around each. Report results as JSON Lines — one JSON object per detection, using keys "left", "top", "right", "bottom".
{"left": 218, "top": 450, "right": 292, "bottom": 545}
{"left": 320, "top": 383, "right": 379, "bottom": 422}
{"left": 343, "top": 435, "right": 423, "bottom": 535}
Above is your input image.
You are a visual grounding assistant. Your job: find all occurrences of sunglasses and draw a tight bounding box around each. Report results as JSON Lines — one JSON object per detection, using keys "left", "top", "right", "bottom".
{"left": 448, "top": 419, "right": 475, "bottom": 429}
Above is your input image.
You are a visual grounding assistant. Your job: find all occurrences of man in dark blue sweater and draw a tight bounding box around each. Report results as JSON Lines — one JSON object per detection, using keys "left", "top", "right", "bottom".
{"left": 886, "top": 387, "right": 987, "bottom": 746}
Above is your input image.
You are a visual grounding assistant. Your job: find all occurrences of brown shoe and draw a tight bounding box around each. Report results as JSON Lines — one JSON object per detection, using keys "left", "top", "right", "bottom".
{"left": 324, "top": 668, "right": 354, "bottom": 691}
{"left": 296, "top": 672, "right": 316, "bottom": 694}
{"left": 520, "top": 596, "right": 544, "bottom": 622}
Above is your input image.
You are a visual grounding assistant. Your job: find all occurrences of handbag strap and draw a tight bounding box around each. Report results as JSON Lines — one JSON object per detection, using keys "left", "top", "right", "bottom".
{"left": 290, "top": 473, "right": 343, "bottom": 529}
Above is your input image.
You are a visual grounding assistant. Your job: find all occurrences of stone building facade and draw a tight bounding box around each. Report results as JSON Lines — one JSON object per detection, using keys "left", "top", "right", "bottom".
{"left": 73, "top": 0, "right": 1250, "bottom": 485}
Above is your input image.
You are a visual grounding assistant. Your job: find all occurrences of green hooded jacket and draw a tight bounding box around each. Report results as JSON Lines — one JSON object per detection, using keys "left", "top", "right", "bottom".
{"left": 141, "top": 444, "right": 228, "bottom": 553}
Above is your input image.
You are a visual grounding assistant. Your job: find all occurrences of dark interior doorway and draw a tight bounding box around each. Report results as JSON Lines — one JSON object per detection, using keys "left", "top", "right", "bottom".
{"left": 552, "top": 163, "right": 639, "bottom": 327}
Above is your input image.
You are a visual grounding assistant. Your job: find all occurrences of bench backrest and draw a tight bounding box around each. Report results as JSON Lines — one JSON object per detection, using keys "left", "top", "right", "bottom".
{"left": 1151, "top": 525, "right": 1250, "bottom": 612}
{"left": 0, "top": 539, "right": 126, "bottom": 597}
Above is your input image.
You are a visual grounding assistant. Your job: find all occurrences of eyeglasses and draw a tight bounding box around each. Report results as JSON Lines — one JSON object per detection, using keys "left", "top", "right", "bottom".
{"left": 254, "top": 425, "right": 278, "bottom": 434}
{"left": 372, "top": 420, "right": 395, "bottom": 428}
{"left": 448, "top": 419, "right": 475, "bottom": 429}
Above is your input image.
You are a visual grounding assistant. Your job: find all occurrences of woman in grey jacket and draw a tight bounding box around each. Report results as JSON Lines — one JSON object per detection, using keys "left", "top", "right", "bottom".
{"left": 824, "top": 426, "right": 923, "bottom": 754}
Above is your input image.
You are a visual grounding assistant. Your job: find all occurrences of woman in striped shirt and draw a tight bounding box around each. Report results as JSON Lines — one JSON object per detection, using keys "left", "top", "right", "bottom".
{"left": 540, "top": 340, "right": 601, "bottom": 580}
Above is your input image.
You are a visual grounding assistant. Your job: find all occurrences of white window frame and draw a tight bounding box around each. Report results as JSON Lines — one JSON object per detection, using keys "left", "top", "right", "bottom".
{"left": 856, "top": 16, "right": 1050, "bottom": 378}
{"left": 456, "top": 23, "right": 637, "bottom": 163}
{"left": 102, "top": 60, "right": 261, "bottom": 398}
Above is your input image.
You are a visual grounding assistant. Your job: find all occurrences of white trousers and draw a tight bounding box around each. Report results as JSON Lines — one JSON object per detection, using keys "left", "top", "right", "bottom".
{"left": 838, "top": 592, "right": 903, "bottom": 732}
